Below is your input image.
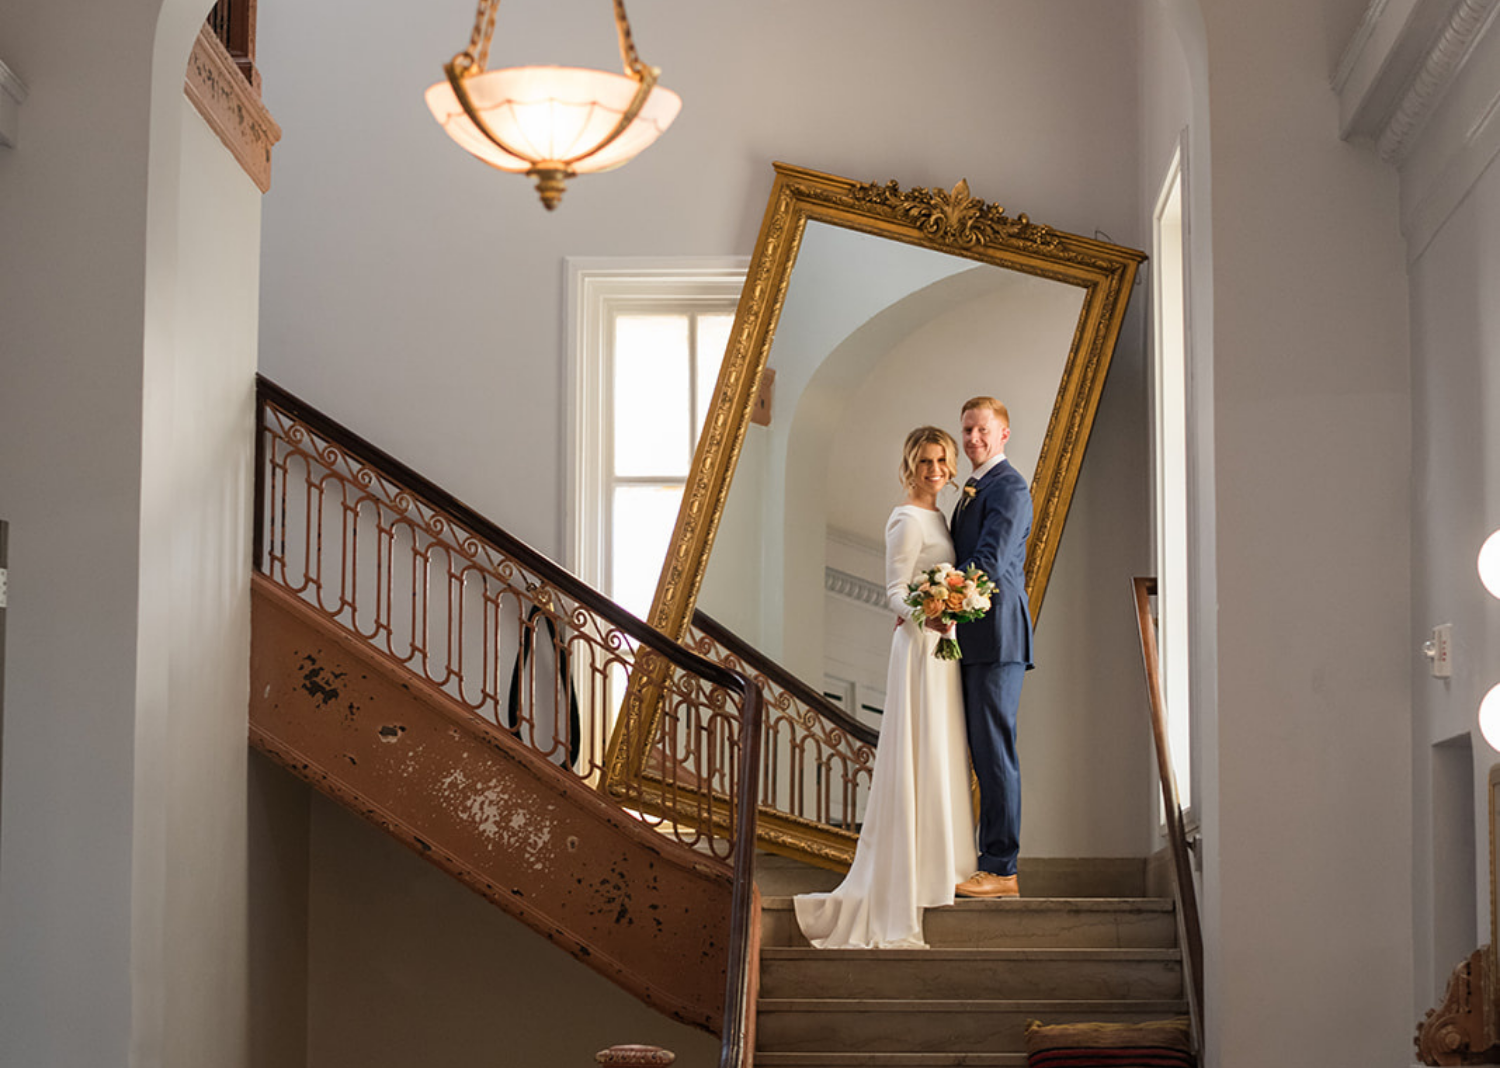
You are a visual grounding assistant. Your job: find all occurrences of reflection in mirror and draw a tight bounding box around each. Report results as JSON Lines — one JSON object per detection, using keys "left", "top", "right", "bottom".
{"left": 606, "top": 163, "right": 1145, "bottom": 867}
{"left": 697, "top": 221, "right": 1086, "bottom": 708}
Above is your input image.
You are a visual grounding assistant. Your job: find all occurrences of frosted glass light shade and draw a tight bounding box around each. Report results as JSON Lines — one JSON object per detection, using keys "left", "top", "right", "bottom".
{"left": 425, "top": 65, "right": 681, "bottom": 175}
{"left": 1482, "top": 684, "right": 1500, "bottom": 751}
{"left": 1480, "top": 529, "right": 1500, "bottom": 599}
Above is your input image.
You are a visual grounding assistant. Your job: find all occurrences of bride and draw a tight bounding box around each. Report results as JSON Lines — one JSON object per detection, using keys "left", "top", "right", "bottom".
{"left": 794, "top": 426, "right": 977, "bottom": 948}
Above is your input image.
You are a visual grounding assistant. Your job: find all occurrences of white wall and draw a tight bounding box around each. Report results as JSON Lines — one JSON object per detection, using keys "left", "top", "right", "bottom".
{"left": 1190, "top": 1, "right": 1415, "bottom": 1064}
{"left": 145, "top": 93, "right": 260, "bottom": 1063}
{"left": 0, "top": 0, "right": 260, "bottom": 1063}
{"left": 0, "top": 7, "right": 154, "bottom": 1059}
{"left": 1403, "top": 30, "right": 1500, "bottom": 1003}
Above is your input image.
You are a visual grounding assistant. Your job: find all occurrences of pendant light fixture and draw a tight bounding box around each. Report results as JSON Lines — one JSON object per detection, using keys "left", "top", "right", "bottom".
{"left": 425, "top": 0, "right": 681, "bottom": 210}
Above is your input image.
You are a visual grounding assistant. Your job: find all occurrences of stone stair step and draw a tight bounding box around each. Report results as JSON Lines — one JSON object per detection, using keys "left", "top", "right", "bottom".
{"left": 756, "top": 998, "right": 1188, "bottom": 1053}
{"left": 760, "top": 946, "right": 1183, "bottom": 1001}
{"left": 756, "top": 1053, "right": 1028, "bottom": 1068}
{"left": 760, "top": 896, "right": 1177, "bottom": 949}
{"left": 754, "top": 854, "right": 1150, "bottom": 900}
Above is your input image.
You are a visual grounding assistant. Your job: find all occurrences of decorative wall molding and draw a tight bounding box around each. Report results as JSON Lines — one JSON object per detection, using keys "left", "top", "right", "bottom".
{"left": 825, "top": 566, "right": 886, "bottom": 610}
{"left": 183, "top": 24, "right": 280, "bottom": 193}
{"left": 1333, "top": 0, "right": 1393, "bottom": 94}
{"left": 1378, "top": 0, "right": 1500, "bottom": 162}
{"left": 0, "top": 59, "right": 29, "bottom": 149}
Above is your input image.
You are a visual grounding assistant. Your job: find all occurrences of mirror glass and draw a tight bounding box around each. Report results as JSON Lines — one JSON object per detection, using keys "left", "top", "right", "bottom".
{"left": 696, "top": 220, "right": 1085, "bottom": 717}
{"left": 606, "top": 164, "right": 1145, "bottom": 864}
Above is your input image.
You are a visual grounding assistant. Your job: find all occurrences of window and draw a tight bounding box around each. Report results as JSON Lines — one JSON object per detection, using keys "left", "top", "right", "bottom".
{"left": 1152, "top": 141, "right": 1193, "bottom": 812}
{"left": 566, "top": 260, "right": 747, "bottom": 621}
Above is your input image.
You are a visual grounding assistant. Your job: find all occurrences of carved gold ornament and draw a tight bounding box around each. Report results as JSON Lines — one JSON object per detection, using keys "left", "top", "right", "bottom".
{"left": 851, "top": 177, "right": 1060, "bottom": 249}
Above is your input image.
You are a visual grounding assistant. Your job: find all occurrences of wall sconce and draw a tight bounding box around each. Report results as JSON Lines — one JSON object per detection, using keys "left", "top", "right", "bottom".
{"left": 1480, "top": 530, "right": 1500, "bottom": 750}
{"left": 424, "top": 0, "right": 681, "bottom": 210}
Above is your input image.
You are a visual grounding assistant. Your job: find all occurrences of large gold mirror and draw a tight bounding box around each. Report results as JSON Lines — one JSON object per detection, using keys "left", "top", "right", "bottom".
{"left": 604, "top": 163, "right": 1145, "bottom": 866}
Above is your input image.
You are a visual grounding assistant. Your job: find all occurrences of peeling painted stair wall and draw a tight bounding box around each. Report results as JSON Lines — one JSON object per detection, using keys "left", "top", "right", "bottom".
{"left": 249, "top": 576, "right": 738, "bottom": 1035}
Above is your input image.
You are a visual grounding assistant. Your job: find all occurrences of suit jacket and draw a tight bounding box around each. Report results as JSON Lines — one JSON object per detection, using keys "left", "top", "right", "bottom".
{"left": 950, "top": 458, "right": 1034, "bottom": 667}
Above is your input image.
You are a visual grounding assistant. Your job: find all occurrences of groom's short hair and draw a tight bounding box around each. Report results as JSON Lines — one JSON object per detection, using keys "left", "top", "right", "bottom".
{"left": 962, "top": 396, "right": 1010, "bottom": 428}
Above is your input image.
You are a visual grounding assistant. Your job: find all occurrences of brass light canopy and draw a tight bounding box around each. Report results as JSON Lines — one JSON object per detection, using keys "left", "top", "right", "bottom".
{"left": 425, "top": 0, "right": 681, "bottom": 210}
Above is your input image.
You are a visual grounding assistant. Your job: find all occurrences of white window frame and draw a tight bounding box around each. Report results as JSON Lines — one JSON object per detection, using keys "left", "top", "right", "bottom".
{"left": 564, "top": 258, "right": 749, "bottom": 599}
{"left": 1151, "top": 135, "right": 1197, "bottom": 823}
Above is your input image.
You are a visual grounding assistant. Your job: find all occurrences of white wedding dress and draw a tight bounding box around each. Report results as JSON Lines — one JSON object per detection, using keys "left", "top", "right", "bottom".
{"left": 793, "top": 504, "right": 977, "bottom": 948}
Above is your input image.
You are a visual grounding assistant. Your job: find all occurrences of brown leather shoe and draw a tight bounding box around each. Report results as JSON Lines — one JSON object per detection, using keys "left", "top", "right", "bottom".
{"left": 955, "top": 871, "right": 1019, "bottom": 898}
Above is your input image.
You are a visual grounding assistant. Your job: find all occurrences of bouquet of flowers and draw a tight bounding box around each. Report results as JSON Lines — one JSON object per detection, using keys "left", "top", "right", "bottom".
{"left": 904, "top": 563, "right": 997, "bottom": 660}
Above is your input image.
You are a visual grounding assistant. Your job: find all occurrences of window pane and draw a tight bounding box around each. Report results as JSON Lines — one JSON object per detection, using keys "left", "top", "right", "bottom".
{"left": 611, "top": 484, "right": 685, "bottom": 620}
{"left": 615, "top": 315, "right": 690, "bottom": 477}
{"left": 694, "top": 312, "right": 735, "bottom": 438}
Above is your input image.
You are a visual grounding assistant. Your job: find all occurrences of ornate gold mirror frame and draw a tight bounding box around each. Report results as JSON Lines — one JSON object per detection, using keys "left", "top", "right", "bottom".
{"left": 601, "top": 162, "right": 1145, "bottom": 860}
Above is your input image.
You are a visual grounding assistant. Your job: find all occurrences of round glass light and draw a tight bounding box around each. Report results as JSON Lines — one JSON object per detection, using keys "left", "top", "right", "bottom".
{"left": 425, "top": 65, "right": 682, "bottom": 175}
{"left": 1480, "top": 529, "right": 1500, "bottom": 599}
{"left": 1481, "top": 684, "right": 1500, "bottom": 751}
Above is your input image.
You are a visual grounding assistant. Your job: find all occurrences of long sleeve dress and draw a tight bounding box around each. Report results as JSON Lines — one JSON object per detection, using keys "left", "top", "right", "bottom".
{"left": 793, "top": 505, "right": 977, "bottom": 948}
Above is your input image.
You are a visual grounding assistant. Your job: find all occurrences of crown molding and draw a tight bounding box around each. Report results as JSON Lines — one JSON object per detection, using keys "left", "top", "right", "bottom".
{"left": 1378, "top": 0, "right": 1500, "bottom": 162}
{"left": 1337, "top": 0, "right": 1500, "bottom": 163}
{"left": 0, "top": 59, "right": 29, "bottom": 149}
{"left": 1334, "top": 0, "right": 1393, "bottom": 94}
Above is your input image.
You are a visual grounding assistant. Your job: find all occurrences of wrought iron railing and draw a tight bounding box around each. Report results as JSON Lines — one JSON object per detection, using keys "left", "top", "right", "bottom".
{"left": 683, "top": 612, "right": 877, "bottom": 870}
{"left": 254, "top": 377, "right": 762, "bottom": 1065}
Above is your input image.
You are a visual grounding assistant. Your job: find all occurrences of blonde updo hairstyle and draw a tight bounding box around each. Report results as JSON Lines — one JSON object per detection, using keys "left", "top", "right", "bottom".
{"left": 898, "top": 425, "right": 959, "bottom": 493}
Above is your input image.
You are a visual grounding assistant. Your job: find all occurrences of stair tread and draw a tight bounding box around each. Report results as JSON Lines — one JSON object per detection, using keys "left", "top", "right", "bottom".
{"left": 761, "top": 946, "right": 1180, "bottom": 961}
{"left": 759, "top": 997, "right": 1188, "bottom": 1011}
{"left": 756, "top": 1055, "right": 1027, "bottom": 1067}
{"left": 761, "top": 896, "right": 1173, "bottom": 911}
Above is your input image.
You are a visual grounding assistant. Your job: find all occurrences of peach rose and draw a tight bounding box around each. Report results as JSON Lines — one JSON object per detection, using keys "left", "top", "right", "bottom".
{"left": 946, "top": 592, "right": 965, "bottom": 611}
{"left": 945, "top": 572, "right": 966, "bottom": 590}
{"left": 922, "top": 597, "right": 945, "bottom": 618}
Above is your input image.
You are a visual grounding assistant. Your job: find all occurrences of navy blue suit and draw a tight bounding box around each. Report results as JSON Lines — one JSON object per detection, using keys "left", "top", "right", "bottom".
{"left": 950, "top": 458, "right": 1033, "bottom": 877}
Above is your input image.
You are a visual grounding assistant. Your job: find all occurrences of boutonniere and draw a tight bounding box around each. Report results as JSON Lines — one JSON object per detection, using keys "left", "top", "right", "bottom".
{"left": 962, "top": 485, "right": 977, "bottom": 501}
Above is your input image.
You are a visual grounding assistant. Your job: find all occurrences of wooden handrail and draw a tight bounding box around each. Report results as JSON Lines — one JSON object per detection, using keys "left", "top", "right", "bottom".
{"left": 254, "top": 376, "right": 763, "bottom": 1059}
{"left": 1132, "top": 576, "right": 1204, "bottom": 1050}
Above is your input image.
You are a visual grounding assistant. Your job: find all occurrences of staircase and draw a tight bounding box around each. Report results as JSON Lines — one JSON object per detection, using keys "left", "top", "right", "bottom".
{"left": 753, "top": 858, "right": 1188, "bottom": 1067}
{"left": 248, "top": 378, "right": 1197, "bottom": 1067}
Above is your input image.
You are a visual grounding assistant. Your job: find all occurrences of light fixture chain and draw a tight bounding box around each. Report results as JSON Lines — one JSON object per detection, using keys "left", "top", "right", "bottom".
{"left": 613, "top": 0, "right": 646, "bottom": 76}
{"left": 464, "top": 0, "right": 502, "bottom": 72}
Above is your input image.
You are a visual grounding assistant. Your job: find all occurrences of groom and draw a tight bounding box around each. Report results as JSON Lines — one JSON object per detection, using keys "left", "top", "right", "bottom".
{"left": 950, "top": 396, "right": 1034, "bottom": 899}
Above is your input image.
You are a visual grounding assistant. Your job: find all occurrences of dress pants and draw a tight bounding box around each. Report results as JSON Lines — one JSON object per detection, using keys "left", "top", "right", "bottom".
{"left": 960, "top": 660, "right": 1025, "bottom": 877}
